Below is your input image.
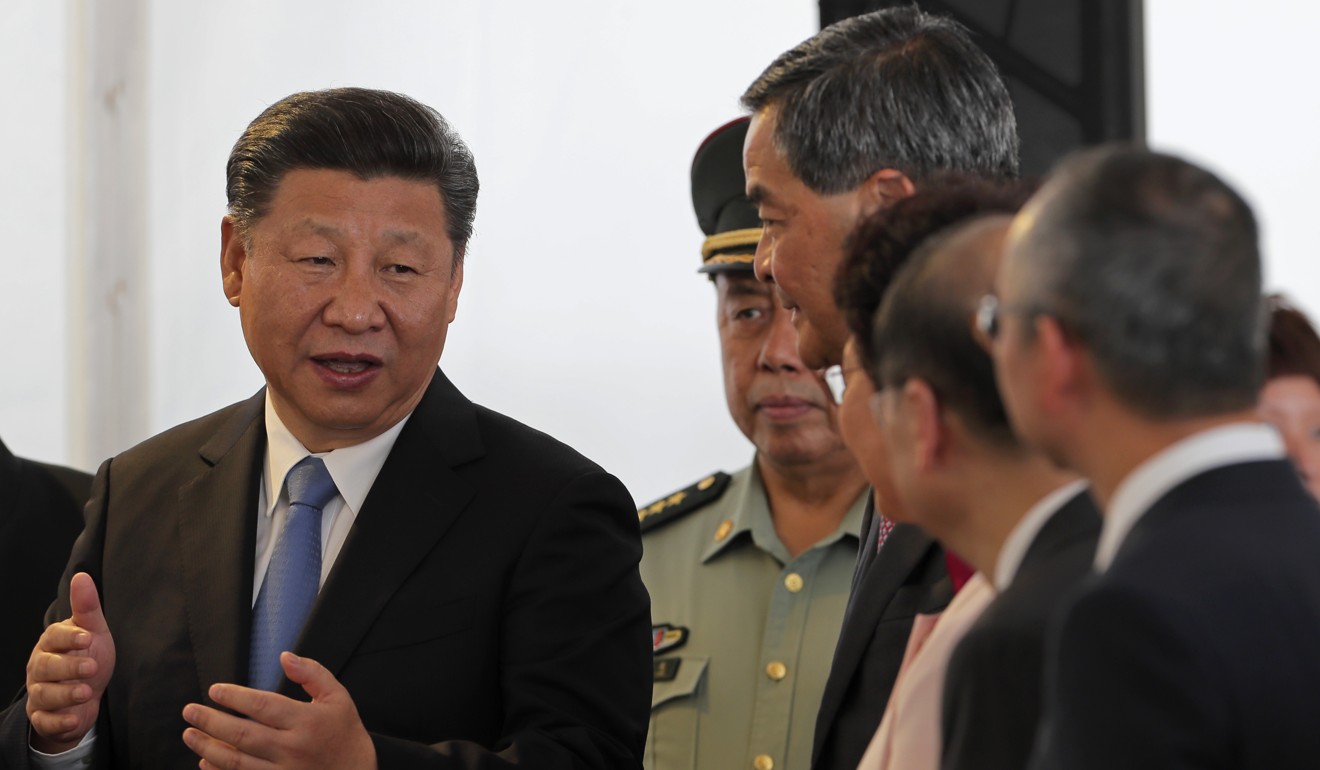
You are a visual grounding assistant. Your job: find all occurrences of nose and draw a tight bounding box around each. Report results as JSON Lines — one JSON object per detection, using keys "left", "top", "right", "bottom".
{"left": 759, "top": 304, "right": 803, "bottom": 373}
{"left": 322, "top": 265, "right": 386, "bottom": 334}
{"left": 752, "top": 231, "right": 774, "bottom": 285}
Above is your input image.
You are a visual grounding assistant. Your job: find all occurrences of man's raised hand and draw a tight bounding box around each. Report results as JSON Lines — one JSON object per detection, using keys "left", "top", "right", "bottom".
{"left": 26, "top": 572, "right": 116, "bottom": 753}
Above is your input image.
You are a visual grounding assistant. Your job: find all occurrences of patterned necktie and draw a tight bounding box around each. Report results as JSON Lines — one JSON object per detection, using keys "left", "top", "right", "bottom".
{"left": 249, "top": 456, "right": 338, "bottom": 691}
{"left": 875, "top": 514, "right": 895, "bottom": 553}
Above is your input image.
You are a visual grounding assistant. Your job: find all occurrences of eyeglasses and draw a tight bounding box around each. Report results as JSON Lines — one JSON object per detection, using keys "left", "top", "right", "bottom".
{"left": 824, "top": 365, "right": 846, "bottom": 405}
{"left": 975, "top": 293, "right": 1047, "bottom": 344}
{"left": 975, "top": 294, "right": 1005, "bottom": 341}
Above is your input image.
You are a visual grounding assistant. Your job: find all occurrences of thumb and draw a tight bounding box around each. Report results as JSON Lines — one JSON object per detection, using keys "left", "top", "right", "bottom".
{"left": 283, "top": 653, "right": 341, "bottom": 702}
{"left": 69, "top": 572, "right": 110, "bottom": 635}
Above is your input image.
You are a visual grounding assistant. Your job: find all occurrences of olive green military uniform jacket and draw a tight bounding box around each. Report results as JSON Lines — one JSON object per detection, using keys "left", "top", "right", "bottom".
{"left": 639, "top": 461, "right": 866, "bottom": 770}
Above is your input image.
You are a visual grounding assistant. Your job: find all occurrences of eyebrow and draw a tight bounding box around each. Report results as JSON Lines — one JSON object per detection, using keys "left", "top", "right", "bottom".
{"left": 746, "top": 184, "right": 768, "bottom": 207}
{"left": 305, "top": 221, "right": 424, "bottom": 244}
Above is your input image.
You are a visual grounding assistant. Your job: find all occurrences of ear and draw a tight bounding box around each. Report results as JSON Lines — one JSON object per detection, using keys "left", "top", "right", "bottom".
{"left": 857, "top": 168, "right": 917, "bottom": 218}
{"left": 903, "top": 378, "right": 947, "bottom": 472}
{"left": 220, "top": 216, "right": 246, "bottom": 308}
{"left": 1034, "top": 315, "right": 1084, "bottom": 415}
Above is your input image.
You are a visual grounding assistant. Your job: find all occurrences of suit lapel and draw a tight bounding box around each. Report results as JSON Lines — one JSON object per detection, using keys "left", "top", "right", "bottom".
{"left": 289, "top": 370, "right": 482, "bottom": 692}
{"left": 177, "top": 392, "right": 266, "bottom": 700}
{"left": 847, "top": 493, "right": 878, "bottom": 604}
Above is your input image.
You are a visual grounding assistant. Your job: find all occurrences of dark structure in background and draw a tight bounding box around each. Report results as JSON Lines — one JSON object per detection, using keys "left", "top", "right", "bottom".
{"left": 820, "top": 0, "right": 1145, "bottom": 176}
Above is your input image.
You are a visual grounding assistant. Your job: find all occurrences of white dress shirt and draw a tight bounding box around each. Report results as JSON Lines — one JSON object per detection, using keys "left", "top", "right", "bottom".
{"left": 1093, "top": 422, "right": 1284, "bottom": 572}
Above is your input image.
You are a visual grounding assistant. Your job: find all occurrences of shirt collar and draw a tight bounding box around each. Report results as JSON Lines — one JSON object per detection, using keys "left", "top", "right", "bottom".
{"left": 262, "top": 393, "right": 411, "bottom": 518}
{"left": 701, "top": 460, "right": 866, "bottom": 564}
{"left": 1093, "top": 421, "right": 1284, "bottom": 571}
{"left": 993, "top": 480, "right": 1090, "bottom": 591}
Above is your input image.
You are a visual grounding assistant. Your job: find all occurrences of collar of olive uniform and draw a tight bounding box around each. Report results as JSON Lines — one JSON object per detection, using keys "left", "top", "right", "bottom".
{"left": 700, "top": 463, "right": 764, "bottom": 564}
{"left": 700, "top": 461, "right": 869, "bottom": 564}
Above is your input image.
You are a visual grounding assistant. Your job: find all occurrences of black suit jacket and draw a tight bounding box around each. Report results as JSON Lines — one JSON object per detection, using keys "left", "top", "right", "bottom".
{"left": 940, "top": 489, "right": 1100, "bottom": 770}
{"left": 1031, "top": 460, "right": 1320, "bottom": 769}
{"left": 810, "top": 504, "right": 952, "bottom": 770}
{"left": 0, "top": 439, "right": 91, "bottom": 705}
{"left": 0, "top": 371, "right": 652, "bottom": 769}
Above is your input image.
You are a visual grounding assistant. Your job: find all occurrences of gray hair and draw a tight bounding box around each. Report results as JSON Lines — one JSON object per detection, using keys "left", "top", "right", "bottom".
{"left": 741, "top": 6, "right": 1019, "bottom": 194}
{"left": 1013, "top": 144, "right": 1265, "bottom": 418}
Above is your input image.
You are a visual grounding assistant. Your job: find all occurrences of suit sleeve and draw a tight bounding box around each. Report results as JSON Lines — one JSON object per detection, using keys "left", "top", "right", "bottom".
{"left": 1028, "top": 582, "right": 1231, "bottom": 770}
{"left": 370, "top": 469, "right": 652, "bottom": 769}
{"left": 941, "top": 621, "right": 1046, "bottom": 770}
{"left": 0, "top": 458, "right": 115, "bottom": 769}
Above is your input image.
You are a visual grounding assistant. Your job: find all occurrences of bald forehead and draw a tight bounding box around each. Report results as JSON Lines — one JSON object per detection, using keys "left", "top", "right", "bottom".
{"left": 923, "top": 214, "right": 1014, "bottom": 292}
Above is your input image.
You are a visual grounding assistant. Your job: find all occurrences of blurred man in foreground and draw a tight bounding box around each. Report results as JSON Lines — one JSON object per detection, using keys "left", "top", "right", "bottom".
{"left": 833, "top": 182, "right": 1098, "bottom": 768}
{"left": 991, "top": 144, "right": 1320, "bottom": 769}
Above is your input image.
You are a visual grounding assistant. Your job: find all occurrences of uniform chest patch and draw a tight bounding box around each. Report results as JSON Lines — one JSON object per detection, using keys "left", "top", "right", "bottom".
{"left": 652, "top": 623, "right": 689, "bottom": 655}
{"left": 653, "top": 657, "right": 681, "bottom": 682}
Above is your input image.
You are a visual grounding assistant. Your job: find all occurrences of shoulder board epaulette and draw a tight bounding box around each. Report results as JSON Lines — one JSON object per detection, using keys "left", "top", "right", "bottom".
{"left": 638, "top": 472, "right": 732, "bottom": 534}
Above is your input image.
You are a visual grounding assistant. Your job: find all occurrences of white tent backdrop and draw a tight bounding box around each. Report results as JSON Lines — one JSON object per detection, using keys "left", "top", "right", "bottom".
{"left": 2, "top": 1, "right": 1318, "bottom": 507}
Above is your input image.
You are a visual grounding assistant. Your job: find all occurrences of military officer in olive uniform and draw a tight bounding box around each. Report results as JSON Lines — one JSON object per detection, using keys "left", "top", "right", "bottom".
{"left": 638, "top": 117, "right": 869, "bottom": 770}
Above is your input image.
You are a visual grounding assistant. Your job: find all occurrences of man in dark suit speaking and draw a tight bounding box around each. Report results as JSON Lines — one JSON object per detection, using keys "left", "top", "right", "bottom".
{"left": 6, "top": 88, "right": 651, "bottom": 769}
{"left": 990, "top": 145, "right": 1320, "bottom": 768}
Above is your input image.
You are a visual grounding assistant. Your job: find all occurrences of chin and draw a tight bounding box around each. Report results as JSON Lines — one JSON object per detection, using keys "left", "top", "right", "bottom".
{"left": 868, "top": 483, "right": 912, "bottom": 522}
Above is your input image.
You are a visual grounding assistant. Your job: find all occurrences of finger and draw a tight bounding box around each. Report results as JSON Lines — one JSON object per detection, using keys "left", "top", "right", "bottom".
{"left": 27, "top": 708, "right": 86, "bottom": 742}
{"left": 68, "top": 573, "right": 111, "bottom": 636}
{"left": 34, "top": 621, "right": 94, "bottom": 655}
{"left": 28, "top": 650, "right": 99, "bottom": 685}
{"left": 183, "top": 704, "right": 279, "bottom": 761}
{"left": 281, "top": 652, "right": 340, "bottom": 702}
{"left": 205, "top": 685, "right": 297, "bottom": 730}
{"left": 27, "top": 680, "right": 96, "bottom": 711}
{"left": 183, "top": 726, "right": 277, "bottom": 770}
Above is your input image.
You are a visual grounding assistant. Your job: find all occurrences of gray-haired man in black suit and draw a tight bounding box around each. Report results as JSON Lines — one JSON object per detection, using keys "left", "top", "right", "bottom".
{"left": 991, "top": 144, "right": 1320, "bottom": 769}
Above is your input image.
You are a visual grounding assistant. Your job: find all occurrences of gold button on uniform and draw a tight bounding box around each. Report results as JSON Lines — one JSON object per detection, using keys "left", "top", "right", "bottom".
{"left": 714, "top": 519, "right": 734, "bottom": 541}
{"left": 784, "top": 573, "right": 804, "bottom": 593}
{"left": 766, "top": 661, "right": 787, "bottom": 681}
{"left": 753, "top": 754, "right": 774, "bottom": 770}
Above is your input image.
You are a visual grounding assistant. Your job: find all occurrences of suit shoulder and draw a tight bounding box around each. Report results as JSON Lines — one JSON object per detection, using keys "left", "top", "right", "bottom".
{"left": 470, "top": 403, "right": 608, "bottom": 478}
{"left": 637, "top": 472, "right": 732, "bottom": 534}
{"left": 29, "top": 461, "right": 93, "bottom": 504}
{"left": 111, "top": 395, "right": 262, "bottom": 472}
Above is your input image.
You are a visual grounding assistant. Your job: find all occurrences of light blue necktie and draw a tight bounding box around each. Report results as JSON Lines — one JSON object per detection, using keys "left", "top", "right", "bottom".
{"left": 249, "top": 456, "right": 338, "bottom": 691}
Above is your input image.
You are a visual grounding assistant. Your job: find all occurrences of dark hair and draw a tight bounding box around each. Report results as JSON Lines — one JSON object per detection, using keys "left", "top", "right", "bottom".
{"left": 836, "top": 173, "right": 1036, "bottom": 377}
{"left": 838, "top": 176, "right": 1035, "bottom": 447}
{"left": 741, "top": 6, "right": 1018, "bottom": 194}
{"left": 1267, "top": 294, "right": 1320, "bottom": 384}
{"left": 1014, "top": 144, "right": 1264, "bottom": 418}
{"left": 226, "top": 87, "right": 479, "bottom": 260}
